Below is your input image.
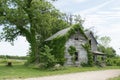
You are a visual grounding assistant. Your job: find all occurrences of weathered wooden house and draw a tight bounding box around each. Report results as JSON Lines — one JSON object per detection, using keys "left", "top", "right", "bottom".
{"left": 46, "top": 24, "right": 105, "bottom": 66}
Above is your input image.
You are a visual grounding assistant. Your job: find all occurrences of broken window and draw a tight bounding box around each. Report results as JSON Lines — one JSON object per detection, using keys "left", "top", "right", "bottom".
{"left": 75, "top": 37, "right": 78, "bottom": 40}
{"left": 74, "top": 34, "right": 79, "bottom": 40}
{"left": 89, "top": 39, "right": 91, "bottom": 45}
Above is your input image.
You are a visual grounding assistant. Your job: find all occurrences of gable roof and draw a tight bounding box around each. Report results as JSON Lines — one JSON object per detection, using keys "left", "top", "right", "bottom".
{"left": 46, "top": 24, "right": 97, "bottom": 41}
{"left": 85, "top": 31, "right": 98, "bottom": 44}
{"left": 46, "top": 24, "right": 87, "bottom": 41}
{"left": 45, "top": 27, "right": 71, "bottom": 41}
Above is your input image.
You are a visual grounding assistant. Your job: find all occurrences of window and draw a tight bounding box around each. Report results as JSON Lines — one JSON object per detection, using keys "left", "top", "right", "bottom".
{"left": 89, "top": 40, "right": 91, "bottom": 45}
{"left": 74, "top": 34, "right": 79, "bottom": 40}
{"left": 75, "top": 37, "right": 78, "bottom": 40}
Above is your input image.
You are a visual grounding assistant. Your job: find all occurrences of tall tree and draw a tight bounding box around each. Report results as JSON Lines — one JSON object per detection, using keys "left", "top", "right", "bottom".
{"left": 0, "top": 0, "right": 68, "bottom": 63}
{"left": 99, "top": 36, "right": 111, "bottom": 48}
{"left": 98, "top": 36, "right": 116, "bottom": 58}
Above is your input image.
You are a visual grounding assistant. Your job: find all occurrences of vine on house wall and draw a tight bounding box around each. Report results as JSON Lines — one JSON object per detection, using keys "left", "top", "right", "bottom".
{"left": 68, "top": 46, "right": 76, "bottom": 56}
{"left": 82, "top": 42, "right": 94, "bottom": 66}
{"left": 45, "top": 24, "right": 86, "bottom": 65}
{"left": 68, "top": 46, "right": 77, "bottom": 64}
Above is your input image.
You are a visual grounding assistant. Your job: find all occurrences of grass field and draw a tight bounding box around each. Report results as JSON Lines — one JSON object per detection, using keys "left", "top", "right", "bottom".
{"left": 0, "top": 65, "right": 120, "bottom": 80}
{"left": 109, "top": 76, "right": 120, "bottom": 80}
{"left": 0, "top": 59, "right": 120, "bottom": 80}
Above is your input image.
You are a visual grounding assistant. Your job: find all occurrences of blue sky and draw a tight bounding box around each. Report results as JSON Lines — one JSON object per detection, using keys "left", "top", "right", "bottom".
{"left": 0, "top": 0, "right": 120, "bottom": 56}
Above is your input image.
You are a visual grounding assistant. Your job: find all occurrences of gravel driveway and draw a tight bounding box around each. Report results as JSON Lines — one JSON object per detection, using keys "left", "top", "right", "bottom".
{"left": 17, "top": 69, "right": 120, "bottom": 80}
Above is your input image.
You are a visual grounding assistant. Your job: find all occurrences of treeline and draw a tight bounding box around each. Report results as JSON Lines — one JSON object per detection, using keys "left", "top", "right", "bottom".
{"left": 98, "top": 36, "right": 120, "bottom": 66}
{"left": 0, "top": 55, "right": 27, "bottom": 60}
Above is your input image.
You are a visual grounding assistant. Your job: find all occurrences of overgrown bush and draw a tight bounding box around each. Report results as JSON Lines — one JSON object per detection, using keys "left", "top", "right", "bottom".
{"left": 40, "top": 45, "right": 56, "bottom": 68}
{"left": 81, "top": 63, "right": 90, "bottom": 67}
{"left": 106, "top": 57, "right": 120, "bottom": 66}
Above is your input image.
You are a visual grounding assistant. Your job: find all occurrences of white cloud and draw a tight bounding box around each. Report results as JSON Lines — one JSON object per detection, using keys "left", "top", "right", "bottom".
{"left": 78, "top": 0, "right": 114, "bottom": 15}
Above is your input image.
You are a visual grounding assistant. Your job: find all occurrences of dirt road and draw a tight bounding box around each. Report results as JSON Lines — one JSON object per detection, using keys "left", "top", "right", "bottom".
{"left": 19, "top": 69, "right": 120, "bottom": 80}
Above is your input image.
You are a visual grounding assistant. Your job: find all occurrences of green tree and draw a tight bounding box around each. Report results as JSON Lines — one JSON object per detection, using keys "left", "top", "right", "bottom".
{"left": 106, "top": 47, "right": 116, "bottom": 57}
{"left": 40, "top": 45, "right": 56, "bottom": 68}
{"left": 0, "top": 0, "right": 68, "bottom": 64}
{"left": 98, "top": 44, "right": 116, "bottom": 58}
{"left": 98, "top": 36, "right": 116, "bottom": 57}
{"left": 99, "top": 36, "right": 111, "bottom": 48}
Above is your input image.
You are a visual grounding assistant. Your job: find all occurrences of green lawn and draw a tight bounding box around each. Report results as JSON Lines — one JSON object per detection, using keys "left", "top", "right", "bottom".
{"left": 0, "top": 59, "right": 120, "bottom": 79}
{"left": 109, "top": 76, "right": 120, "bottom": 80}
{"left": 0, "top": 64, "right": 120, "bottom": 80}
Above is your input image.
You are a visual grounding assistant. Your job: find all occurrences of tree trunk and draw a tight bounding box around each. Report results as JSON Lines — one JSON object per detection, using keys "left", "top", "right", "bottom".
{"left": 28, "top": 31, "right": 40, "bottom": 64}
{"left": 30, "top": 42, "right": 40, "bottom": 63}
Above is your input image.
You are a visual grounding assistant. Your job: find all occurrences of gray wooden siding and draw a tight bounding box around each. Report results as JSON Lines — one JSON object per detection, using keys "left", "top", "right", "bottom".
{"left": 64, "top": 32, "right": 88, "bottom": 66}
{"left": 90, "top": 34, "right": 97, "bottom": 51}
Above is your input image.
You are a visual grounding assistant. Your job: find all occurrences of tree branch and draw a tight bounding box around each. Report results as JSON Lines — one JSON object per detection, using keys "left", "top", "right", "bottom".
{"left": 17, "top": 26, "right": 31, "bottom": 42}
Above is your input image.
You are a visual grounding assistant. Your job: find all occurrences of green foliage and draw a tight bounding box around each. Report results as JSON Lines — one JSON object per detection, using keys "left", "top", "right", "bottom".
{"left": 68, "top": 46, "right": 76, "bottom": 56}
{"left": 0, "top": 55, "right": 27, "bottom": 60}
{"left": 82, "top": 43, "right": 94, "bottom": 66}
{"left": 0, "top": 64, "right": 119, "bottom": 79}
{"left": 99, "top": 36, "right": 111, "bottom": 48}
{"left": 106, "top": 57, "right": 120, "bottom": 66}
{"left": 98, "top": 38, "right": 117, "bottom": 66}
{"left": 68, "top": 46, "right": 77, "bottom": 64}
{"left": 46, "top": 24, "right": 85, "bottom": 65}
{"left": 0, "top": 0, "right": 68, "bottom": 64}
{"left": 0, "top": 59, "right": 26, "bottom": 65}
{"left": 98, "top": 45, "right": 116, "bottom": 58}
{"left": 46, "top": 36, "right": 67, "bottom": 65}
{"left": 105, "top": 47, "right": 116, "bottom": 57}
{"left": 109, "top": 76, "right": 120, "bottom": 80}
{"left": 40, "top": 45, "right": 56, "bottom": 68}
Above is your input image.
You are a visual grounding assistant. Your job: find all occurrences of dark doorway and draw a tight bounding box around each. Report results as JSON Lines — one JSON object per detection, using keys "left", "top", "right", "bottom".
{"left": 75, "top": 52, "right": 78, "bottom": 61}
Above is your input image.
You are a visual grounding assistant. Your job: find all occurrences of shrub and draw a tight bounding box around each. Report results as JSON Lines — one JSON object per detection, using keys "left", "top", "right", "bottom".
{"left": 40, "top": 45, "right": 56, "bottom": 68}
{"left": 106, "top": 57, "right": 120, "bottom": 66}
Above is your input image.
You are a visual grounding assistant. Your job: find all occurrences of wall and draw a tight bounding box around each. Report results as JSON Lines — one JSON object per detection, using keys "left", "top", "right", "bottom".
{"left": 90, "top": 33, "right": 98, "bottom": 51}
{"left": 64, "top": 31, "right": 88, "bottom": 66}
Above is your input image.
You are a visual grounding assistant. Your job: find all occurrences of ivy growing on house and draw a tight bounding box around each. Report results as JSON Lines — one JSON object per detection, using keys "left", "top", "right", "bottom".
{"left": 45, "top": 24, "right": 87, "bottom": 65}
{"left": 82, "top": 42, "right": 94, "bottom": 66}
{"left": 68, "top": 46, "right": 76, "bottom": 56}
{"left": 68, "top": 46, "right": 77, "bottom": 64}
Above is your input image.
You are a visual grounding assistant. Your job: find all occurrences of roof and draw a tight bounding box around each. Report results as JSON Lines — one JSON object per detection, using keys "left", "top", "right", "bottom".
{"left": 45, "top": 24, "right": 97, "bottom": 42}
{"left": 85, "top": 31, "right": 98, "bottom": 44}
{"left": 45, "top": 27, "right": 71, "bottom": 41}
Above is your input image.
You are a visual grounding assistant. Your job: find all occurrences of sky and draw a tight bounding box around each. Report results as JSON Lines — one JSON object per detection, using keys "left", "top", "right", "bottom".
{"left": 0, "top": 0, "right": 120, "bottom": 56}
